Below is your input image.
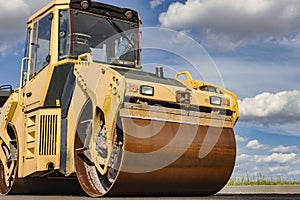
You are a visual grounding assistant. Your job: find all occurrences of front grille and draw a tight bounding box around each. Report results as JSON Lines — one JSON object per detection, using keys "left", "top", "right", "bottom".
{"left": 39, "top": 114, "right": 58, "bottom": 155}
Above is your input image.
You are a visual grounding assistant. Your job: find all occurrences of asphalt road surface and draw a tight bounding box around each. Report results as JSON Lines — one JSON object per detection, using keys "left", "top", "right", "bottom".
{"left": 1, "top": 186, "right": 300, "bottom": 200}
{"left": 0, "top": 194, "right": 300, "bottom": 200}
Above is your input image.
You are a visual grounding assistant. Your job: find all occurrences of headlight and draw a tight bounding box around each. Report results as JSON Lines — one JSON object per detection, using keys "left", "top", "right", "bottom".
{"left": 81, "top": 0, "right": 90, "bottom": 9}
{"left": 210, "top": 96, "right": 221, "bottom": 105}
{"left": 140, "top": 85, "right": 154, "bottom": 96}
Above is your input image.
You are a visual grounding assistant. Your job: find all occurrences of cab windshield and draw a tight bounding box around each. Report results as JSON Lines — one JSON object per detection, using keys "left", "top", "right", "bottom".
{"left": 59, "top": 10, "right": 140, "bottom": 68}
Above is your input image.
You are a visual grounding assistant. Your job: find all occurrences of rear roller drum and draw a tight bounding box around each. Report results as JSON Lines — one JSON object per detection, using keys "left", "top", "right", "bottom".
{"left": 74, "top": 100, "right": 123, "bottom": 197}
{"left": 0, "top": 129, "right": 18, "bottom": 195}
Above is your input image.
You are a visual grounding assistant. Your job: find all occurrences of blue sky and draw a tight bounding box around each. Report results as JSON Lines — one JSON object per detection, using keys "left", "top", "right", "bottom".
{"left": 1, "top": 0, "right": 300, "bottom": 181}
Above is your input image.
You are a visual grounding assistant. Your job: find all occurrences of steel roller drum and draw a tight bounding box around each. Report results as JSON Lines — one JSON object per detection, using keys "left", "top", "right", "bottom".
{"left": 107, "top": 117, "right": 236, "bottom": 196}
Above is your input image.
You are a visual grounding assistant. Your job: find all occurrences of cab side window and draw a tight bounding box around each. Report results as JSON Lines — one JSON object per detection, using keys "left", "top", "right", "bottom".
{"left": 30, "top": 13, "right": 52, "bottom": 79}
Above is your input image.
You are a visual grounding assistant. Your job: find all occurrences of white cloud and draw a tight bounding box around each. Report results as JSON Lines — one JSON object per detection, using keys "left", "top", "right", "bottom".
{"left": 268, "top": 166, "right": 290, "bottom": 173}
{"left": 288, "top": 170, "right": 300, "bottom": 176}
{"left": 261, "top": 153, "right": 296, "bottom": 164}
{"left": 271, "top": 145, "right": 299, "bottom": 153}
{"left": 233, "top": 142, "right": 300, "bottom": 180}
{"left": 0, "top": 0, "right": 28, "bottom": 56}
{"left": 237, "top": 153, "right": 251, "bottom": 162}
{"left": 159, "top": 0, "right": 300, "bottom": 50}
{"left": 0, "top": 0, "right": 49, "bottom": 56}
{"left": 150, "top": 0, "right": 165, "bottom": 9}
{"left": 235, "top": 135, "right": 248, "bottom": 143}
{"left": 246, "top": 139, "right": 267, "bottom": 150}
{"left": 239, "top": 90, "right": 300, "bottom": 127}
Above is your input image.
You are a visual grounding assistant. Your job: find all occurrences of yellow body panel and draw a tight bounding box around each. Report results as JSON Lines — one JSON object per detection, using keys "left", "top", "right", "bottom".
{"left": 20, "top": 108, "right": 61, "bottom": 177}
{"left": 0, "top": 93, "right": 18, "bottom": 145}
{"left": 65, "top": 57, "right": 126, "bottom": 175}
{"left": 176, "top": 71, "right": 239, "bottom": 124}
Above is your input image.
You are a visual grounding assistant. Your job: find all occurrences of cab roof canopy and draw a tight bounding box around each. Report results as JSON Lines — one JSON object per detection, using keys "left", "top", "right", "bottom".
{"left": 28, "top": 0, "right": 69, "bottom": 23}
{"left": 28, "top": 0, "right": 139, "bottom": 24}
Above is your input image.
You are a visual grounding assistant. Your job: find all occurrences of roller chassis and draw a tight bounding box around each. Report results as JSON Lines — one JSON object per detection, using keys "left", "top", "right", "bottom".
{"left": 0, "top": 0, "right": 239, "bottom": 197}
{"left": 0, "top": 59, "right": 238, "bottom": 196}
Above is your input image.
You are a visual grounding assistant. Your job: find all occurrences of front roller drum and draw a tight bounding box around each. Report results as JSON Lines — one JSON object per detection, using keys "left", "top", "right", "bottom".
{"left": 74, "top": 101, "right": 236, "bottom": 196}
{"left": 111, "top": 118, "right": 236, "bottom": 195}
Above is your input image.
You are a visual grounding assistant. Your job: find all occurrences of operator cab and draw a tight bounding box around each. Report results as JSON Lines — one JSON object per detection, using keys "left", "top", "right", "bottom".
{"left": 59, "top": 0, "right": 141, "bottom": 68}
{"left": 20, "top": 0, "right": 141, "bottom": 94}
{"left": 16, "top": 0, "right": 141, "bottom": 113}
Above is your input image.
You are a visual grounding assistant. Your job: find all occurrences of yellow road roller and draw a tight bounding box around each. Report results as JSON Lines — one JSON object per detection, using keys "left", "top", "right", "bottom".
{"left": 0, "top": 0, "right": 239, "bottom": 197}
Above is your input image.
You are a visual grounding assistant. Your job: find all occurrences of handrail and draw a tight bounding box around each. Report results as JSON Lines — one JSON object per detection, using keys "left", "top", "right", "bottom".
{"left": 78, "top": 53, "right": 92, "bottom": 62}
{"left": 19, "top": 57, "right": 30, "bottom": 101}
{"left": 175, "top": 71, "right": 193, "bottom": 81}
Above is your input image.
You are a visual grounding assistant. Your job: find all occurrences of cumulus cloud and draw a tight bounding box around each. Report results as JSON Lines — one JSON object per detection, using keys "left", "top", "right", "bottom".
{"left": 159, "top": 0, "right": 300, "bottom": 50}
{"left": 234, "top": 139, "right": 300, "bottom": 180}
{"left": 271, "top": 145, "right": 299, "bottom": 153}
{"left": 260, "top": 153, "right": 296, "bottom": 164}
{"left": 150, "top": 0, "right": 165, "bottom": 9}
{"left": 234, "top": 151, "right": 300, "bottom": 180}
{"left": 0, "top": 0, "right": 28, "bottom": 56}
{"left": 0, "top": 0, "right": 49, "bottom": 56}
{"left": 235, "top": 135, "right": 248, "bottom": 143}
{"left": 246, "top": 140, "right": 267, "bottom": 150}
{"left": 239, "top": 90, "right": 300, "bottom": 125}
{"left": 268, "top": 166, "right": 290, "bottom": 173}
{"left": 0, "top": 0, "right": 29, "bottom": 31}
{"left": 288, "top": 170, "right": 300, "bottom": 176}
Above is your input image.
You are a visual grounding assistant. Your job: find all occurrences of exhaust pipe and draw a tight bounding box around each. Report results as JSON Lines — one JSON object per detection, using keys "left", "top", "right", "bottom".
{"left": 155, "top": 66, "right": 164, "bottom": 78}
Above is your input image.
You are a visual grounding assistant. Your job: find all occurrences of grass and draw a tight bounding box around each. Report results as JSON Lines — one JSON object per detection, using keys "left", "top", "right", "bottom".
{"left": 227, "top": 173, "right": 300, "bottom": 186}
